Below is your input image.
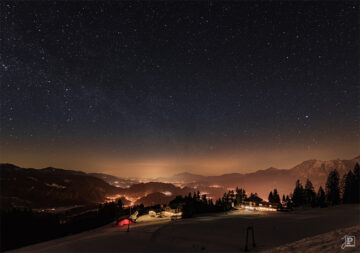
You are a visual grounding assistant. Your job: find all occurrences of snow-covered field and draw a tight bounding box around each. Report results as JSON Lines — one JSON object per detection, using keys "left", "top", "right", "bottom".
{"left": 264, "top": 225, "right": 360, "bottom": 253}
{"left": 10, "top": 205, "right": 360, "bottom": 252}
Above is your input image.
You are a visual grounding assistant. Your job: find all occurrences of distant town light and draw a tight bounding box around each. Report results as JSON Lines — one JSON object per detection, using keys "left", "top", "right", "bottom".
{"left": 162, "top": 191, "right": 172, "bottom": 196}
{"left": 242, "top": 205, "right": 276, "bottom": 212}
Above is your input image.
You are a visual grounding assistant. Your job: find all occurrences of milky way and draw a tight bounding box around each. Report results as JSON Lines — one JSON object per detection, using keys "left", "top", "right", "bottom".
{"left": 0, "top": 1, "right": 358, "bottom": 177}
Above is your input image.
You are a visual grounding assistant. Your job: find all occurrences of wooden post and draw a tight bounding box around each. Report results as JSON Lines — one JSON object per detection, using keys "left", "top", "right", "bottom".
{"left": 244, "top": 227, "right": 249, "bottom": 251}
{"left": 251, "top": 225, "right": 256, "bottom": 248}
{"left": 244, "top": 225, "right": 256, "bottom": 251}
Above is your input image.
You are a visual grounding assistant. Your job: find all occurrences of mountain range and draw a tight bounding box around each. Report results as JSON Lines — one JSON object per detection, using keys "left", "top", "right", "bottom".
{"left": 1, "top": 156, "right": 359, "bottom": 208}
{"left": 153, "top": 156, "right": 360, "bottom": 199}
{"left": 0, "top": 164, "right": 192, "bottom": 209}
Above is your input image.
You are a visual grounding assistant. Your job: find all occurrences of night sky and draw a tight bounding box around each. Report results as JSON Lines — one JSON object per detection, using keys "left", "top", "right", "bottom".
{"left": 1, "top": 1, "right": 359, "bottom": 178}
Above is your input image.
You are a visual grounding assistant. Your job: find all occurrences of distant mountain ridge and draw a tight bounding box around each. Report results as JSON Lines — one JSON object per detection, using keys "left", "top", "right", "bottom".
{"left": 1, "top": 156, "right": 358, "bottom": 208}
{"left": 0, "top": 164, "right": 194, "bottom": 209}
{"left": 118, "top": 182, "right": 192, "bottom": 198}
{"left": 155, "top": 156, "right": 360, "bottom": 199}
{"left": 0, "top": 163, "right": 120, "bottom": 209}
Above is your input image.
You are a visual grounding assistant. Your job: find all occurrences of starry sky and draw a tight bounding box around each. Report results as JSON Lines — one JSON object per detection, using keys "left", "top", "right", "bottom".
{"left": 1, "top": 1, "right": 359, "bottom": 178}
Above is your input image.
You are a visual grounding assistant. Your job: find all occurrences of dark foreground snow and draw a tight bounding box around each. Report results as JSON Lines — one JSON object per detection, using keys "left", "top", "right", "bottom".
{"left": 264, "top": 225, "right": 360, "bottom": 253}
{"left": 9, "top": 205, "right": 360, "bottom": 252}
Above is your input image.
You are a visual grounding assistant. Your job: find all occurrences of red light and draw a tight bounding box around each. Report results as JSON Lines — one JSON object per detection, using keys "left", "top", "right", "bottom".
{"left": 117, "top": 218, "right": 134, "bottom": 226}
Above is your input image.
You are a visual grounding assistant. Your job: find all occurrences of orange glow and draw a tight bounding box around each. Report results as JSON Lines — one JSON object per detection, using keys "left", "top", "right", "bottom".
{"left": 1, "top": 136, "right": 358, "bottom": 178}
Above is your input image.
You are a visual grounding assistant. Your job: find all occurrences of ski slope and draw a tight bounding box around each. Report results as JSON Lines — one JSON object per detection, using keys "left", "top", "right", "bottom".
{"left": 10, "top": 205, "right": 360, "bottom": 252}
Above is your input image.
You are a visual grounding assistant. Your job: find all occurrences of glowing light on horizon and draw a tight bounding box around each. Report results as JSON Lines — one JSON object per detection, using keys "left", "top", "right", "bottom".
{"left": 209, "top": 185, "right": 222, "bottom": 188}
{"left": 242, "top": 205, "right": 277, "bottom": 212}
{"left": 162, "top": 191, "right": 172, "bottom": 196}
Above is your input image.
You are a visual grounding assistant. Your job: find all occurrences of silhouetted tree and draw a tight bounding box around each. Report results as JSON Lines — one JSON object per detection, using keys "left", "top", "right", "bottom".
{"left": 282, "top": 194, "right": 286, "bottom": 203}
{"left": 268, "top": 189, "right": 280, "bottom": 204}
{"left": 316, "top": 186, "right": 326, "bottom": 207}
{"left": 228, "top": 190, "right": 235, "bottom": 200}
{"left": 268, "top": 191, "right": 274, "bottom": 203}
{"left": 292, "top": 180, "right": 305, "bottom": 206}
{"left": 188, "top": 192, "right": 192, "bottom": 200}
{"left": 353, "top": 163, "right": 360, "bottom": 203}
{"left": 117, "top": 199, "right": 123, "bottom": 209}
{"left": 304, "top": 179, "right": 316, "bottom": 206}
{"left": 201, "top": 194, "right": 207, "bottom": 203}
{"left": 286, "top": 195, "right": 290, "bottom": 202}
{"left": 273, "top": 189, "right": 280, "bottom": 204}
{"left": 215, "top": 198, "right": 222, "bottom": 206}
{"left": 285, "top": 195, "right": 293, "bottom": 208}
{"left": 246, "top": 193, "right": 262, "bottom": 202}
{"left": 182, "top": 200, "right": 195, "bottom": 218}
{"left": 340, "top": 172, "right": 347, "bottom": 198}
{"left": 177, "top": 189, "right": 235, "bottom": 218}
{"left": 235, "top": 187, "right": 246, "bottom": 205}
{"left": 325, "top": 169, "right": 340, "bottom": 205}
{"left": 196, "top": 191, "right": 201, "bottom": 201}
{"left": 342, "top": 170, "right": 355, "bottom": 203}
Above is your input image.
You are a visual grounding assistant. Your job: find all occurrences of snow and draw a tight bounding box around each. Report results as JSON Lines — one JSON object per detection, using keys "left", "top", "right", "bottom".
{"left": 10, "top": 204, "right": 360, "bottom": 252}
{"left": 264, "top": 225, "right": 360, "bottom": 253}
{"left": 45, "top": 183, "right": 66, "bottom": 189}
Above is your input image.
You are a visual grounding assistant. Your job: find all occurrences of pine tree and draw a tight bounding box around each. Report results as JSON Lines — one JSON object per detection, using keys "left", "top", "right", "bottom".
{"left": 235, "top": 187, "right": 246, "bottom": 205}
{"left": 317, "top": 186, "right": 326, "bottom": 207}
{"left": 188, "top": 192, "right": 192, "bottom": 200}
{"left": 286, "top": 195, "right": 290, "bottom": 202}
{"left": 273, "top": 189, "right": 280, "bottom": 204}
{"left": 304, "top": 179, "right": 316, "bottom": 206}
{"left": 325, "top": 169, "right": 340, "bottom": 205}
{"left": 342, "top": 170, "right": 355, "bottom": 203}
{"left": 229, "top": 190, "right": 235, "bottom": 199}
{"left": 268, "top": 191, "right": 274, "bottom": 203}
{"left": 202, "top": 194, "right": 207, "bottom": 203}
{"left": 292, "top": 180, "right": 305, "bottom": 206}
{"left": 222, "top": 192, "right": 228, "bottom": 203}
{"left": 340, "top": 173, "right": 347, "bottom": 199}
{"left": 247, "top": 193, "right": 262, "bottom": 202}
{"left": 285, "top": 195, "right": 292, "bottom": 208}
{"left": 117, "top": 198, "right": 123, "bottom": 210}
{"left": 282, "top": 194, "right": 286, "bottom": 203}
{"left": 353, "top": 163, "right": 360, "bottom": 203}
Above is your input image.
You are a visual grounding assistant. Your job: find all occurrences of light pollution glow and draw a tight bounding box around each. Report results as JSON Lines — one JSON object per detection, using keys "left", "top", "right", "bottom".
{"left": 1, "top": 135, "right": 358, "bottom": 178}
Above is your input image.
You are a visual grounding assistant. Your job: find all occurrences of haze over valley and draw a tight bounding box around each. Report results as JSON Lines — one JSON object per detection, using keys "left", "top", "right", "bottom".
{"left": 2, "top": 155, "right": 359, "bottom": 209}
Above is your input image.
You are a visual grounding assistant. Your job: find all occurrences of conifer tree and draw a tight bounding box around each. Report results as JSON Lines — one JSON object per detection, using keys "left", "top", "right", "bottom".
{"left": 305, "top": 179, "right": 316, "bottom": 206}
{"left": 353, "top": 163, "right": 360, "bottom": 203}
{"left": 292, "top": 180, "right": 305, "bottom": 206}
{"left": 273, "top": 189, "right": 280, "bottom": 204}
{"left": 325, "top": 169, "right": 340, "bottom": 205}
{"left": 342, "top": 170, "right": 355, "bottom": 203}
{"left": 268, "top": 191, "right": 274, "bottom": 203}
{"left": 317, "top": 186, "right": 326, "bottom": 207}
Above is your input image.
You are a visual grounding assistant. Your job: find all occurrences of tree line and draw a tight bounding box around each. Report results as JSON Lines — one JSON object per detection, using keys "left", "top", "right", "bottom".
{"left": 3, "top": 163, "right": 359, "bottom": 250}
{"left": 268, "top": 163, "right": 360, "bottom": 208}
{"left": 174, "top": 163, "right": 360, "bottom": 218}
{"left": 1, "top": 200, "right": 126, "bottom": 251}
{"left": 170, "top": 188, "right": 266, "bottom": 218}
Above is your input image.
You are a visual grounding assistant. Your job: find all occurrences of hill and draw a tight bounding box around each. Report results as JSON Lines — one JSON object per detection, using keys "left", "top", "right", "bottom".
{"left": 134, "top": 192, "right": 174, "bottom": 206}
{"left": 0, "top": 163, "right": 120, "bottom": 209}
